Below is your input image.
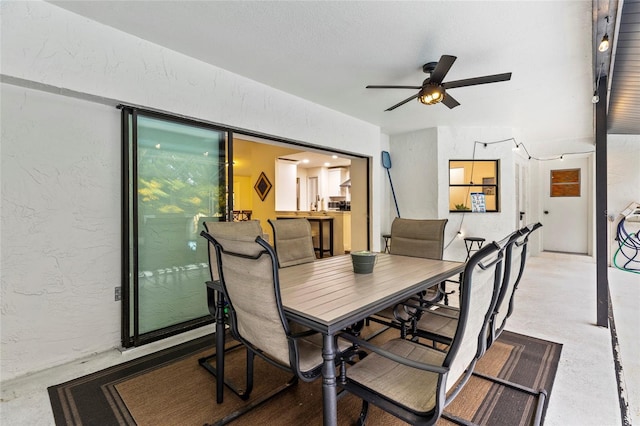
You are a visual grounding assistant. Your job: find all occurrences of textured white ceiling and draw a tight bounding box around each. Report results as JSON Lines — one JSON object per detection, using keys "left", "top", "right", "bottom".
{"left": 50, "top": 1, "right": 595, "bottom": 146}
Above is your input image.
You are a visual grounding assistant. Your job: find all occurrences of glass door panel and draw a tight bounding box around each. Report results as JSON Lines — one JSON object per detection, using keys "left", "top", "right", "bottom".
{"left": 124, "top": 110, "right": 227, "bottom": 345}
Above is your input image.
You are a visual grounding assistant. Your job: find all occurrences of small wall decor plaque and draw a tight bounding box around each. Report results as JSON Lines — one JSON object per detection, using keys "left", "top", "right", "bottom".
{"left": 254, "top": 171, "right": 272, "bottom": 201}
{"left": 471, "top": 192, "right": 486, "bottom": 212}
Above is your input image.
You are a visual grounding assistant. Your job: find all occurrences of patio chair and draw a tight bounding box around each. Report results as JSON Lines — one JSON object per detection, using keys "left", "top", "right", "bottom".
{"left": 403, "top": 228, "right": 521, "bottom": 347}
{"left": 206, "top": 233, "right": 351, "bottom": 424}
{"left": 406, "top": 223, "right": 542, "bottom": 348}
{"left": 338, "top": 240, "right": 505, "bottom": 425}
{"left": 268, "top": 218, "right": 317, "bottom": 268}
{"left": 198, "top": 220, "right": 266, "bottom": 404}
{"left": 489, "top": 222, "right": 543, "bottom": 345}
{"left": 367, "top": 218, "right": 450, "bottom": 337}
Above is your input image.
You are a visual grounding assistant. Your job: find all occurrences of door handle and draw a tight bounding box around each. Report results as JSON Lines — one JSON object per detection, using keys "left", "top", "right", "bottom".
{"left": 519, "top": 211, "right": 525, "bottom": 220}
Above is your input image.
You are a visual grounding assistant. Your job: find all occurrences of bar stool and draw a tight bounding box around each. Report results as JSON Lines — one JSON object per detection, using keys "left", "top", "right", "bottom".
{"left": 464, "top": 236, "right": 485, "bottom": 260}
{"left": 382, "top": 234, "right": 391, "bottom": 253}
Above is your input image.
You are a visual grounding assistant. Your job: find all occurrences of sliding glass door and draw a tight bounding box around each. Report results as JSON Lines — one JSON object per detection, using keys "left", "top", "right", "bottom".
{"left": 122, "top": 108, "right": 228, "bottom": 347}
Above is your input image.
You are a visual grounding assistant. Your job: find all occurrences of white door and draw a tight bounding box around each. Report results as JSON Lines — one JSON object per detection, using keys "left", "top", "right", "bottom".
{"left": 515, "top": 163, "right": 528, "bottom": 229}
{"left": 541, "top": 157, "right": 590, "bottom": 254}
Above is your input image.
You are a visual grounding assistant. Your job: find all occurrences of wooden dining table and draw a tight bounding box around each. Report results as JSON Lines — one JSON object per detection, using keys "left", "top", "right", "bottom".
{"left": 278, "top": 253, "right": 465, "bottom": 426}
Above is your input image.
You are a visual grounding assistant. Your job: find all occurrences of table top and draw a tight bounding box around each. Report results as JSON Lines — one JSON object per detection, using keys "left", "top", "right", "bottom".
{"left": 278, "top": 253, "right": 464, "bottom": 333}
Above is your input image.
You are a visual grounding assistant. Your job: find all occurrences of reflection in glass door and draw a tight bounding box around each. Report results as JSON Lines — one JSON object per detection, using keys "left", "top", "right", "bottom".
{"left": 122, "top": 108, "right": 227, "bottom": 347}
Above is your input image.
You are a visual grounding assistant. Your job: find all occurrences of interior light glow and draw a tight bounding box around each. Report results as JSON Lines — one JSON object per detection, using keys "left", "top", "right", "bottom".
{"left": 302, "top": 159, "right": 310, "bottom": 164}
{"left": 418, "top": 85, "right": 445, "bottom": 105}
{"left": 155, "top": 144, "right": 161, "bottom": 149}
{"left": 324, "top": 162, "right": 330, "bottom": 167}
{"left": 598, "top": 34, "right": 610, "bottom": 52}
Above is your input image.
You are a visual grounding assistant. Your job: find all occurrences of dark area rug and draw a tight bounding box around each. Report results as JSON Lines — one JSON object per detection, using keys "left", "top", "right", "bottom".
{"left": 49, "top": 327, "right": 561, "bottom": 425}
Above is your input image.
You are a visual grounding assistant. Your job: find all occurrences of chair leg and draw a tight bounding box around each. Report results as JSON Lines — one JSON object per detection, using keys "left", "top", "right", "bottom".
{"left": 471, "top": 371, "right": 548, "bottom": 426}
{"left": 198, "top": 341, "right": 250, "bottom": 401}
{"left": 442, "top": 371, "right": 547, "bottom": 426}
{"left": 440, "top": 411, "right": 478, "bottom": 426}
{"left": 209, "top": 375, "right": 299, "bottom": 426}
{"left": 243, "top": 349, "right": 255, "bottom": 399}
{"left": 357, "top": 400, "right": 369, "bottom": 426}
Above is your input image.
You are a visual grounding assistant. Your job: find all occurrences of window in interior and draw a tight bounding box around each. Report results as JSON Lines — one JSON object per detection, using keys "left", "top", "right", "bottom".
{"left": 449, "top": 160, "right": 499, "bottom": 212}
{"left": 122, "top": 107, "right": 227, "bottom": 347}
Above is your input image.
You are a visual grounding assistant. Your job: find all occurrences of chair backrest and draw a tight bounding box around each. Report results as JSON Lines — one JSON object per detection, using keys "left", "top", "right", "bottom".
{"left": 443, "top": 240, "right": 505, "bottom": 395}
{"left": 210, "top": 234, "right": 293, "bottom": 368}
{"left": 268, "top": 219, "right": 316, "bottom": 267}
{"left": 390, "top": 218, "right": 448, "bottom": 259}
{"left": 491, "top": 222, "right": 543, "bottom": 342}
{"left": 202, "top": 220, "right": 264, "bottom": 281}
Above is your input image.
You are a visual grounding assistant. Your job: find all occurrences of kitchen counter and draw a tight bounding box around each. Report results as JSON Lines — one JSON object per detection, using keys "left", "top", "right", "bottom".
{"left": 276, "top": 211, "right": 351, "bottom": 254}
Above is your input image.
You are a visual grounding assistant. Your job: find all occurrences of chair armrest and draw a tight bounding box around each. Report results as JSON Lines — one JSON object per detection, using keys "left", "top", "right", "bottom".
{"left": 337, "top": 332, "right": 449, "bottom": 375}
{"left": 395, "top": 300, "right": 459, "bottom": 320}
{"left": 205, "top": 280, "right": 223, "bottom": 292}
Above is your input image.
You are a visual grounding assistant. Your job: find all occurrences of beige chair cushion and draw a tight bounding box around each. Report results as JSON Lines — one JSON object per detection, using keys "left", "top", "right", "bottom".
{"left": 203, "top": 220, "right": 264, "bottom": 280}
{"left": 346, "top": 338, "right": 446, "bottom": 413}
{"left": 493, "top": 234, "right": 527, "bottom": 334}
{"left": 390, "top": 218, "right": 448, "bottom": 260}
{"left": 415, "top": 306, "right": 459, "bottom": 339}
{"left": 216, "top": 235, "right": 292, "bottom": 367}
{"left": 269, "top": 219, "right": 316, "bottom": 268}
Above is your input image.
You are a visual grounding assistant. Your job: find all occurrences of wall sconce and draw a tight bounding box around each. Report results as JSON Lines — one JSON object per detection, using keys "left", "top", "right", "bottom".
{"left": 598, "top": 16, "right": 610, "bottom": 52}
{"left": 598, "top": 33, "right": 610, "bottom": 52}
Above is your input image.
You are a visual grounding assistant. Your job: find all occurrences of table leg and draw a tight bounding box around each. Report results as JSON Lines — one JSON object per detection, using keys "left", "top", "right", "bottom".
{"left": 319, "top": 220, "right": 325, "bottom": 258}
{"left": 328, "top": 220, "right": 334, "bottom": 257}
{"left": 322, "top": 333, "right": 338, "bottom": 426}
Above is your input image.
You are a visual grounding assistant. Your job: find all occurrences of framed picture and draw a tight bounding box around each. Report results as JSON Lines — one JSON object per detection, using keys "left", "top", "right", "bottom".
{"left": 254, "top": 171, "right": 272, "bottom": 201}
{"left": 482, "top": 177, "right": 496, "bottom": 195}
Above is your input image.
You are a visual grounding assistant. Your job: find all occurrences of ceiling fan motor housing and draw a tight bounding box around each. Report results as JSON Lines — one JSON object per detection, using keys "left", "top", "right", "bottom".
{"left": 422, "top": 62, "right": 438, "bottom": 74}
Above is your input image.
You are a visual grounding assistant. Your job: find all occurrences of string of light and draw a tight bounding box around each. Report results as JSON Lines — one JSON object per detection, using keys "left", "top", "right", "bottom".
{"left": 444, "top": 136, "right": 595, "bottom": 251}
{"left": 475, "top": 137, "right": 594, "bottom": 161}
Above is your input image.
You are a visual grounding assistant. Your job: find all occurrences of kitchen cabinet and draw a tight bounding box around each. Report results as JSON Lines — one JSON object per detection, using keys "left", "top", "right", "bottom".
{"left": 328, "top": 167, "right": 349, "bottom": 197}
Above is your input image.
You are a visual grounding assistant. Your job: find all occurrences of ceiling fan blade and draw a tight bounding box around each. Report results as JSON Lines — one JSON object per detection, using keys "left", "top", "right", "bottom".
{"left": 442, "top": 93, "right": 460, "bottom": 109}
{"left": 429, "top": 55, "right": 457, "bottom": 84}
{"left": 366, "top": 85, "right": 422, "bottom": 89}
{"left": 442, "top": 72, "right": 512, "bottom": 90}
{"left": 385, "top": 93, "right": 420, "bottom": 111}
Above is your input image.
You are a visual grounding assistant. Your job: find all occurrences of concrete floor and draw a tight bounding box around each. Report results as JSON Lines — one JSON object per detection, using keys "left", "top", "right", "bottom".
{"left": 1, "top": 252, "right": 638, "bottom": 425}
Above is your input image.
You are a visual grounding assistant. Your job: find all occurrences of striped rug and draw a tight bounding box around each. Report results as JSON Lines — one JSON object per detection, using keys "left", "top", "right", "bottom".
{"left": 49, "top": 327, "right": 561, "bottom": 425}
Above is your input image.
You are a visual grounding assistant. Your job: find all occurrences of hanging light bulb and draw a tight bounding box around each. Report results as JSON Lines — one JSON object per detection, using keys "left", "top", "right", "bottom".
{"left": 598, "top": 33, "right": 610, "bottom": 52}
{"left": 592, "top": 90, "right": 600, "bottom": 104}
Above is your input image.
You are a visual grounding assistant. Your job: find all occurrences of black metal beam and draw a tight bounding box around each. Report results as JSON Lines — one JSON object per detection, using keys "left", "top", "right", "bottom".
{"left": 595, "top": 75, "right": 609, "bottom": 328}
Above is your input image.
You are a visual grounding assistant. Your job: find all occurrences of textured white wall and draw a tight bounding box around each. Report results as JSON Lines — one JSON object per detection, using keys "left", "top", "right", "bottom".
{"left": 388, "top": 128, "right": 439, "bottom": 221}
{"left": 607, "top": 135, "right": 640, "bottom": 217}
{"left": 0, "top": 0, "right": 385, "bottom": 381}
{"left": 388, "top": 126, "right": 520, "bottom": 261}
{"left": 607, "top": 135, "right": 640, "bottom": 265}
{"left": 1, "top": 84, "right": 122, "bottom": 379}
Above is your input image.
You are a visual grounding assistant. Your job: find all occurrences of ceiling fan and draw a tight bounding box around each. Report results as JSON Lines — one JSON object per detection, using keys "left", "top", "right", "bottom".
{"left": 366, "top": 55, "right": 512, "bottom": 111}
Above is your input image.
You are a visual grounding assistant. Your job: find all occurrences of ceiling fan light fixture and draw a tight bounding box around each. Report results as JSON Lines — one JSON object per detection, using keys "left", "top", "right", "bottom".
{"left": 418, "top": 85, "right": 444, "bottom": 105}
{"left": 598, "top": 33, "right": 610, "bottom": 52}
